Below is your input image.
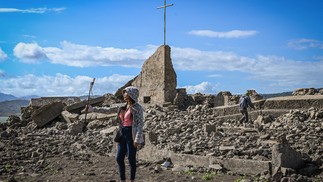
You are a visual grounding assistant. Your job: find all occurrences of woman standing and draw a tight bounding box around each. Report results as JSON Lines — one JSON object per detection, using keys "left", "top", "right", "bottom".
{"left": 116, "top": 86, "right": 144, "bottom": 182}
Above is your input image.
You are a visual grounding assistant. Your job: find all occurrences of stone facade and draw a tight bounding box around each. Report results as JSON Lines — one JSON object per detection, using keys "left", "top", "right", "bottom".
{"left": 116, "top": 45, "right": 177, "bottom": 105}
{"left": 217, "top": 91, "right": 233, "bottom": 106}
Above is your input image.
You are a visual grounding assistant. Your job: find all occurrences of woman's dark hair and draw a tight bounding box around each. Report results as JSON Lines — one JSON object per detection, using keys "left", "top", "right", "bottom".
{"left": 129, "top": 97, "right": 136, "bottom": 105}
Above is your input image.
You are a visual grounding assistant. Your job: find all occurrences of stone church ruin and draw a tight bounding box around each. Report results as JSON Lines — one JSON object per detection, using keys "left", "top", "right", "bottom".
{"left": 115, "top": 45, "right": 265, "bottom": 109}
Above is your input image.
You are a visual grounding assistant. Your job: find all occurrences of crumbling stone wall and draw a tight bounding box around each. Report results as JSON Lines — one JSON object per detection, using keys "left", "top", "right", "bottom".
{"left": 214, "top": 91, "right": 231, "bottom": 106}
{"left": 116, "top": 45, "right": 177, "bottom": 105}
{"left": 172, "top": 90, "right": 263, "bottom": 109}
{"left": 212, "top": 90, "right": 263, "bottom": 107}
{"left": 214, "top": 92, "right": 225, "bottom": 107}
{"left": 173, "top": 88, "right": 190, "bottom": 109}
{"left": 133, "top": 45, "right": 177, "bottom": 105}
{"left": 247, "top": 89, "right": 263, "bottom": 101}
{"left": 293, "top": 88, "right": 323, "bottom": 96}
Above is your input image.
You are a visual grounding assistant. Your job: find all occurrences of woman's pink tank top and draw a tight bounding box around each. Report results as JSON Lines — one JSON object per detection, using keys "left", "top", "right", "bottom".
{"left": 119, "top": 108, "right": 132, "bottom": 126}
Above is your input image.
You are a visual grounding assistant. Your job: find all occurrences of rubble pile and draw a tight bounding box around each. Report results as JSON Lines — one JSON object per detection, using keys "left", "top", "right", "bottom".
{"left": 0, "top": 93, "right": 322, "bottom": 181}
{"left": 0, "top": 109, "right": 118, "bottom": 177}
{"left": 145, "top": 106, "right": 322, "bottom": 164}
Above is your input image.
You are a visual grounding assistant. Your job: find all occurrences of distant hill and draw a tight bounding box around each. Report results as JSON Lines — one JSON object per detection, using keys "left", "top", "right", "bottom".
{"left": 260, "top": 91, "right": 293, "bottom": 99}
{"left": 20, "top": 95, "right": 40, "bottom": 100}
{"left": 0, "top": 93, "right": 17, "bottom": 102}
{"left": 0, "top": 100, "right": 30, "bottom": 116}
{"left": 0, "top": 92, "right": 39, "bottom": 102}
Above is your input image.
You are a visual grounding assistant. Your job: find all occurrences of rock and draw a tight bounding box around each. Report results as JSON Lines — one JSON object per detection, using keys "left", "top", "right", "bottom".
{"left": 203, "top": 124, "right": 216, "bottom": 133}
{"left": 67, "top": 121, "right": 84, "bottom": 135}
{"left": 61, "top": 110, "right": 79, "bottom": 123}
{"left": 56, "top": 122, "right": 68, "bottom": 130}
{"left": 7, "top": 115, "right": 22, "bottom": 128}
{"left": 272, "top": 135, "right": 304, "bottom": 170}
{"left": 32, "top": 102, "right": 65, "bottom": 127}
{"left": 209, "top": 164, "right": 222, "bottom": 170}
{"left": 87, "top": 120, "right": 105, "bottom": 130}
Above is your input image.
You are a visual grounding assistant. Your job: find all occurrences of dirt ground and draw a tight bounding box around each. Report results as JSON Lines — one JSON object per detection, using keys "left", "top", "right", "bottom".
{"left": 2, "top": 155, "right": 241, "bottom": 182}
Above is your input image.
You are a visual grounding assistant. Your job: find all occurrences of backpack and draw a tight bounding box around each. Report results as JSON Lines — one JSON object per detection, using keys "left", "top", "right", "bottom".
{"left": 239, "top": 96, "right": 249, "bottom": 109}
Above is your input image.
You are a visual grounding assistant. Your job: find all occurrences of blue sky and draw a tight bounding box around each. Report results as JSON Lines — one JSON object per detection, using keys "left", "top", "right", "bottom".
{"left": 0, "top": 0, "right": 322, "bottom": 97}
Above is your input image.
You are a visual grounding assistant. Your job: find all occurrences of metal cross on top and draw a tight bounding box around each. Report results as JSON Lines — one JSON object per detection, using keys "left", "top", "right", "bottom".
{"left": 157, "top": 0, "right": 173, "bottom": 45}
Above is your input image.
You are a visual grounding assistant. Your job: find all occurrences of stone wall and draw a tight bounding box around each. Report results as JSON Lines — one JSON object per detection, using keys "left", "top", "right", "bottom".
{"left": 293, "top": 88, "right": 323, "bottom": 96}
{"left": 173, "top": 88, "right": 188, "bottom": 109}
{"left": 133, "top": 45, "right": 177, "bottom": 105}
{"left": 117, "top": 45, "right": 177, "bottom": 105}
{"left": 264, "top": 95, "right": 323, "bottom": 109}
{"left": 214, "top": 92, "right": 226, "bottom": 107}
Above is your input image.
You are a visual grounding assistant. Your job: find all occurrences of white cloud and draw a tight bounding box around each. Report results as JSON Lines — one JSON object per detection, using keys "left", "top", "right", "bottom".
{"left": 43, "top": 41, "right": 155, "bottom": 67}
{"left": 0, "top": 48, "right": 8, "bottom": 61}
{"left": 207, "top": 74, "right": 223, "bottom": 78}
{"left": 14, "top": 42, "right": 47, "bottom": 63}
{"left": 183, "top": 82, "right": 219, "bottom": 94}
{"left": 0, "top": 73, "right": 134, "bottom": 97}
{"left": 14, "top": 41, "right": 157, "bottom": 67}
{"left": 188, "top": 30, "right": 257, "bottom": 38}
{"left": 11, "top": 42, "right": 323, "bottom": 92}
{"left": 171, "top": 46, "right": 323, "bottom": 90}
{"left": 0, "top": 7, "right": 65, "bottom": 14}
{"left": 249, "top": 55, "right": 323, "bottom": 87}
{"left": 172, "top": 47, "right": 253, "bottom": 71}
{"left": 288, "top": 39, "right": 323, "bottom": 50}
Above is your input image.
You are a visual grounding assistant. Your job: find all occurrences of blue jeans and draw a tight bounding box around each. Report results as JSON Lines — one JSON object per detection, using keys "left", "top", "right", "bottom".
{"left": 116, "top": 126, "right": 137, "bottom": 180}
